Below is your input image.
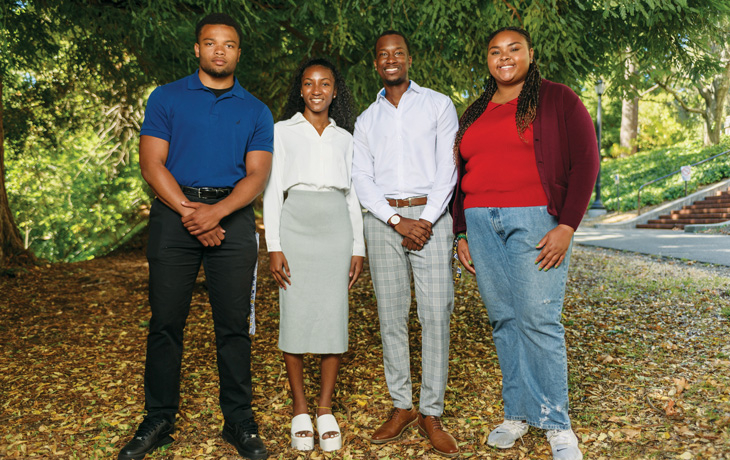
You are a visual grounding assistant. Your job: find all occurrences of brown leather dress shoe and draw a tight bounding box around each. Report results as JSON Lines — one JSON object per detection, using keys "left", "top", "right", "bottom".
{"left": 417, "top": 413, "right": 459, "bottom": 457}
{"left": 370, "top": 407, "right": 418, "bottom": 444}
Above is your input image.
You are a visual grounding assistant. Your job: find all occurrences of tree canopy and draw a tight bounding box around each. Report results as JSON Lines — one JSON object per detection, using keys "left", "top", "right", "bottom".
{"left": 18, "top": 0, "right": 728, "bottom": 113}
{"left": 2, "top": 0, "right": 730, "bottom": 264}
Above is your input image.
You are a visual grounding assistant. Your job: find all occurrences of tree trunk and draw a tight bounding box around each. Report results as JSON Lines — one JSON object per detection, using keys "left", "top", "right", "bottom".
{"left": 620, "top": 56, "right": 639, "bottom": 154}
{"left": 0, "top": 75, "right": 30, "bottom": 267}
{"left": 705, "top": 115, "right": 720, "bottom": 146}
{"left": 657, "top": 41, "right": 730, "bottom": 147}
{"left": 698, "top": 81, "right": 720, "bottom": 146}
{"left": 620, "top": 97, "right": 639, "bottom": 154}
{"left": 698, "top": 47, "right": 730, "bottom": 146}
{"left": 709, "top": 57, "right": 730, "bottom": 145}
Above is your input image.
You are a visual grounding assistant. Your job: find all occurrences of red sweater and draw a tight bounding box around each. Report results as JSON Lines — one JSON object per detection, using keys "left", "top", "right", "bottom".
{"left": 453, "top": 79, "right": 599, "bottom": 233}
{"left": 460, "top": 98, "right": 547, "bottom": 208}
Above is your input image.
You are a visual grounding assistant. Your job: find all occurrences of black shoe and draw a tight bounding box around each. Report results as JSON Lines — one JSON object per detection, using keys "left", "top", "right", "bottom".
{"left": 118, "top": 417, "right": 174, "bottom": 460}
{"left": 222, "top": 418, "right": 268, "bottom": 459}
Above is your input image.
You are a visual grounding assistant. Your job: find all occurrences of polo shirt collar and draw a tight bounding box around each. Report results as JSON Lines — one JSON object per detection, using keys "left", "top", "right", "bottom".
{"left": 377, "top": 80, "right": 419, "bottom": 101}
{"left": 287, "top": 111, "right": 337, "bottom": 128}
{"left": 187, "top": 70, "right": 246, "bottom": 100}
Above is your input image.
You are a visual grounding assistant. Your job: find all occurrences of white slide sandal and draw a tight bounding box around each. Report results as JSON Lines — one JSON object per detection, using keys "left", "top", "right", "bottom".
{"left": 316, "top": 414, "right": 342, "bottom": 452}
{"left": 290, "top": 413, "right": 314, "bottom": 451}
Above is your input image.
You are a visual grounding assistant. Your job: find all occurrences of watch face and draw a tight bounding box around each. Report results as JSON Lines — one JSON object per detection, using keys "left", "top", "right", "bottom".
{"left": 391, "top": 215, "right": 401, "bottom": 225}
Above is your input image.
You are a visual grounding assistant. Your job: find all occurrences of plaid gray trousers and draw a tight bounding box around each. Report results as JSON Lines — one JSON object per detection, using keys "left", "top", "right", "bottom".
{"left": 364, "top": 206, "right": 454, "bottom": 416}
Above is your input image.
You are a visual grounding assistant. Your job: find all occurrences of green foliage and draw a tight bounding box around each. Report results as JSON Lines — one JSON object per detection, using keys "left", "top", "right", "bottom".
{"left": 6, "top": 126, "right": 148, "bottom": 262}
{"left": 0, "top": 1, "right": 59, "bottom": 75}
{"left": 2, "top": 24, "right": 150, "bottom": 262}
{"left": 636, "top": 92, "right": 704, "bottom": 151}
{"left": 598, "top": 136, "right": 730, "bottom": 212}
{"left": 580, "top": 85, "right": 623, "bottom": 155}
{"left": 229, "top": 0, "right": 609, "bottom": 116}
{"left": 586, "top": 0, "right": 730, "bottom": 87}
{"left": 2, "top": 1, "right": 156, "bottom": 262}
{"left": 3, "top": 0, "right": 730, "bottom": 262}
{"left": 580, "top": 83, "right": 703, "bottom": 159}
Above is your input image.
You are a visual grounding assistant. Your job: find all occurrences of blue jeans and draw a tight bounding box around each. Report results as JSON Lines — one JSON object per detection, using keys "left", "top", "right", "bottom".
{"left": 465, "top": 206, "right": 572, "bottom": 430}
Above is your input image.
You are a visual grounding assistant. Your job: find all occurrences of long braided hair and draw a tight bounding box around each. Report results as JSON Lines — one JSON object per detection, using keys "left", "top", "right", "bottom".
{"left": 282, "top": 57, "right": 356, "bottom": 134}
{"left": 453, "top": 27, "right": 542, "bottom": 162}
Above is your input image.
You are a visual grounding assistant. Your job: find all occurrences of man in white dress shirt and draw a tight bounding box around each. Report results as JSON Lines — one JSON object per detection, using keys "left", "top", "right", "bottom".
{"left": 351, "top": 30, "right": 459, "bottom": 457}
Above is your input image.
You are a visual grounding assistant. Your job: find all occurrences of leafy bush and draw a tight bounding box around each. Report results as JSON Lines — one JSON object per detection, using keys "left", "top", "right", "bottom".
{"left": 597, "top": 137, "right": 730, "bottom": 212}
{"left": 6, "top": 127, "right": 150, "bottom": 263}
{"left": 4, "top": 51, "right": 150, "bottom": 263}
{"left": 636, "top": 92, "right": 702, "bottom": 152}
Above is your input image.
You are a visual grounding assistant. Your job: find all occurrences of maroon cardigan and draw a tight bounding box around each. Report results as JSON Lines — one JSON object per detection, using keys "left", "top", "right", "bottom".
{"left": 452, "top": 79, "right": 599, "bottom": 233}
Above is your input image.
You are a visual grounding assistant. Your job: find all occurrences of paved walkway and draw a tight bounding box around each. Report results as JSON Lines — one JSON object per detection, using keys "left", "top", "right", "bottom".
{"left": 574, "top": 227, "right": 730, "bottom": 267}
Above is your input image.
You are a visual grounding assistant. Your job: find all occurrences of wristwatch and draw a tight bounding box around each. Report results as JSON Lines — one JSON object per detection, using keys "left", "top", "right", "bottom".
{"left": 388, "top": 214, "right": 401, "bottom": 228}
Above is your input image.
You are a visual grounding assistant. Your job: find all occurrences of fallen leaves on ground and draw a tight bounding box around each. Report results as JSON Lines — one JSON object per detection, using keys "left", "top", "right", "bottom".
{"left": 1, "top": 239, "right": 729, "bottom": 459}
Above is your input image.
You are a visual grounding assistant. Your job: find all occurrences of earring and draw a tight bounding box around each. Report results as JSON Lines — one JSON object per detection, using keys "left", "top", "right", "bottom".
{"left": 300, "top": 93, "right": 303, "bottom": 97}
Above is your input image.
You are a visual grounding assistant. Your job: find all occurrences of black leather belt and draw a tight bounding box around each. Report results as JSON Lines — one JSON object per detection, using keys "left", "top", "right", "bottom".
{"left": 181, "top": 186, "right": 233, "bottom": 199}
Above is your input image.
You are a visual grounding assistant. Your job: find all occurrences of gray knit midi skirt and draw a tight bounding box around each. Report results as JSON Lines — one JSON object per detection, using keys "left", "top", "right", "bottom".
{"left": 278, "top": 189, "right": 353, "bottom": 354}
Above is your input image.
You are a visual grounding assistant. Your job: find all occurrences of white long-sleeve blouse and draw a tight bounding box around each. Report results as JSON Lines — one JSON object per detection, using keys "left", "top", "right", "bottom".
{"left": 263, "top": 112, "right": 366, "bottom": 257}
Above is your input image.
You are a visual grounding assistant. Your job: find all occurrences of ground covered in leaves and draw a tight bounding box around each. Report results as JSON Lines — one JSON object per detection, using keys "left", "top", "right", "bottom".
{"left": 1, "top": 240, "right": 729, "bottom": 459}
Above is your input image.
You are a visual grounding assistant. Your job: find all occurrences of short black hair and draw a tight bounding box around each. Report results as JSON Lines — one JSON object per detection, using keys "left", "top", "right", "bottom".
{"left": 374, "top": 30, "right": 411, "bottom": 55}
{"left": 195, "top": 13, "right": 243, "bottom": 46}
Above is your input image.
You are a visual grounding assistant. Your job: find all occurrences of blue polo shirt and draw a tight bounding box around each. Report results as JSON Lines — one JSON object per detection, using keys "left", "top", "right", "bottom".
{"left": 140, "top": 70, "right": 274, "bottom": 188}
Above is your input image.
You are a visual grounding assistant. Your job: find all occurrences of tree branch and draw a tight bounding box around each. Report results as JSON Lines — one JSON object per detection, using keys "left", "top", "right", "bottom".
{"left": 656, "top": 80, "right": 705, "bottom": 115}
{"left": 500, "top": 0, "right": 523, "bottom": 23}
{"left": 694, "top": 82, "right": 713, "bottom": 106}
{"left": 638, "top": 84, "right": 659, "bottom": 97}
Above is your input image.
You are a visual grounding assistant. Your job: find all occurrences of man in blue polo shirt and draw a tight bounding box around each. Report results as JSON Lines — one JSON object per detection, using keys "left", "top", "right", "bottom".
{"left": 118, "top": 13, "right": 273, "bottom": 460}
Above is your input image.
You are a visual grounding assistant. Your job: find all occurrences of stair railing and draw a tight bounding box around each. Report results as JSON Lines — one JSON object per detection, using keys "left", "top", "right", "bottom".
{"left": 637, "top": 148, "right": 730, "bottom": 215}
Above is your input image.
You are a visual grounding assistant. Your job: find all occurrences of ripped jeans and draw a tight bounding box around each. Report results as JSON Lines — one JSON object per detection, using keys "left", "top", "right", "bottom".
{"left": 465, "top": 206, "right": 572, "bottom": 430}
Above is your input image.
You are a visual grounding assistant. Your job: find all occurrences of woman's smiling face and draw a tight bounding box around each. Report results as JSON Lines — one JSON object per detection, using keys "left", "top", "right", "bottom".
{"left": 301, "top": 65, "right": 336, "bottom": 116}
{"left": 487, "top": 30, "right": 534, "bottom": 89}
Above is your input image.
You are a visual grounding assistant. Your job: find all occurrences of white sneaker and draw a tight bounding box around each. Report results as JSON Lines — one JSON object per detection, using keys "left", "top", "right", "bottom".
{"left": 487, "top": 420, "right": 529, "bottom": 448}
{"left": 546, "top": 429, "right": 583, "bottom": 460}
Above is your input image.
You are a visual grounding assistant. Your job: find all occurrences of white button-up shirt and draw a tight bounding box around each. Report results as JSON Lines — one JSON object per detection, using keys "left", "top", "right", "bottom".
{"left": 263, "top": 112, "right": 366, "bottom": 256}
{"left": 352, "top": 81, "right": 458, "bottom": 224}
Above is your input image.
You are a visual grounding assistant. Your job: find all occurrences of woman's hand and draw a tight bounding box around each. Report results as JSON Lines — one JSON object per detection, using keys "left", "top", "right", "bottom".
{"left": 535, "top": 224, "right": 574, "bottom": 271}
{"left": 348, "top": 256, "right": 365, "bottom": 289}
{"left": 457, "top": 238, "right": 476, "bottom": 275}
{"left": 269, "top": 251, "right": 291, "bottom": 289}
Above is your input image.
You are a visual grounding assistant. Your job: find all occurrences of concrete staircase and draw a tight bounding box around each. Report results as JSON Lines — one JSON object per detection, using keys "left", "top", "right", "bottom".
{"left": 637, "top": 187, "right": 730, "bottom": 229}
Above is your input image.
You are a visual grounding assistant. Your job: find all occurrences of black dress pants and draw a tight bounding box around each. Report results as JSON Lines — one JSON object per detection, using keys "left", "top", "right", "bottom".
{"left": 143, "top": 196, "right": 258, "bottom": 423}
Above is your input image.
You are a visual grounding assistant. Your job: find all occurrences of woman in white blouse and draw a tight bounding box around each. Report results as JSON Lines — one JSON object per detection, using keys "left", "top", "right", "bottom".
{"left": 263, "top": 58, "right": 365, "bottom": 453}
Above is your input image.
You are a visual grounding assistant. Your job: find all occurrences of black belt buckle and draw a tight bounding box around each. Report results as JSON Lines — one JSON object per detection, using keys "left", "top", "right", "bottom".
{"left": 182, "top": 186, "right": 231, "bottom": 199}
